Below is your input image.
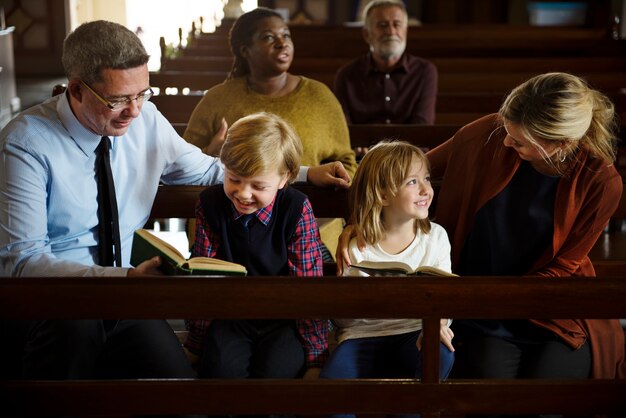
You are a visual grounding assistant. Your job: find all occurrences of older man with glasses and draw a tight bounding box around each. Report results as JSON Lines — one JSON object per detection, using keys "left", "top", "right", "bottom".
{"left": 0, "top": 20, "right": 349, "bottom": 384}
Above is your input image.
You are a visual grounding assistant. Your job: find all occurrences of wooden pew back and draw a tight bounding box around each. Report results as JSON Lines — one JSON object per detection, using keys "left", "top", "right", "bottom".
{"left": 149, "top": 70, "right": 626, "bottom": 95}
{"left": 1, "top": 276, "right": 625, "bottom": 416}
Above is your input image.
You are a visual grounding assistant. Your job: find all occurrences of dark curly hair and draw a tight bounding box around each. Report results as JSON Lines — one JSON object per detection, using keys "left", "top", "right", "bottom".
{"left": 228, "top": 7, "right": 283, "bottom": 79}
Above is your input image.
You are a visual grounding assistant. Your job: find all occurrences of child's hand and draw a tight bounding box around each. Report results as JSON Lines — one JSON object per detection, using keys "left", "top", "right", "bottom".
{"left": 302, "top": 367, "right": 321, "bottom": 379}
{"left": 416, "top": 319, "right": 455, "bottom": 352}
{"left": 183, "top": 346, "right": 200, "bottom": 368}
{"left": 440, "top": 319, "right": 455, "bottom": 352}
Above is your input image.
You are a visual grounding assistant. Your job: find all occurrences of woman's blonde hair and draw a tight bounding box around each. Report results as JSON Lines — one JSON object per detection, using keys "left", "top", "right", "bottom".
{"left": 499, "top": 72, "right": 617, "bottom": 168}
{"left": 349, "top": 141, "right": 431, "bottom": 245}
{"left": 220, "top": 112, "right": 302, "bottom": 183}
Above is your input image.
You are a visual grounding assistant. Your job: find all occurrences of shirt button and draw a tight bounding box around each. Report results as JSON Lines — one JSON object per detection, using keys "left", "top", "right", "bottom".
{"left": 385, "top": 96, "right": 391, "bottom": 102}
{"left": 385, "top": 119, "right": 391, "bottom": 124}
{"left": 385, "top": 74, "right": 390, "bottom": 79}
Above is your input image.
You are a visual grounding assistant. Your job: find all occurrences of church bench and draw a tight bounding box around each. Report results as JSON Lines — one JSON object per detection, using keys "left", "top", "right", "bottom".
{"left": 189, "top": 24, "right": 612, "bottom": 46}
{"left": 149, "top": 70, "right": 626, "bottom": 96}
{"left": 165, "top": 120, "right": 626, "bottom": 175}
{"left": 150, "top": 90, "right": 626, "bottom": 126}
{"left": 179, "top": 37, "right": 626, "bottom": 59}
{"left": 160, "top": 55, "right": 626, "bottom": 75}
{"left": 181, "top": 24, "right": 626, "bottom": 59}
{"left": 1, "top": 276, "right": 625, "bottom": 417}
{"left": 149, "top": 91, "right": 507, "bottom": 125}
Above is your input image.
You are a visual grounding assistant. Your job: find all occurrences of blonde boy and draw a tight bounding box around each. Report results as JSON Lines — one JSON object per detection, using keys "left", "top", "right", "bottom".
{"left": 184, "top": 112, "right": 328, "bottom": 379}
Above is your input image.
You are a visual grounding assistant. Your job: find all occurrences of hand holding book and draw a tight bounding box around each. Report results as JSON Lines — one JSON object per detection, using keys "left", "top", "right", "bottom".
{"left": 130, "top": 229, "right": 247, "bottom": 276}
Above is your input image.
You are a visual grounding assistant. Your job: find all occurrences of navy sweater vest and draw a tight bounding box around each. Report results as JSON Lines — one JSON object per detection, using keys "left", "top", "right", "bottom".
{"left": 198, "top": 185, "right": 307, "bottom": 276}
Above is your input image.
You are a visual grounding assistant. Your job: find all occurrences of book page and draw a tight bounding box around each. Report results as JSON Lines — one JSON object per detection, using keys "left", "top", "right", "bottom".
{"left": 136, "top": 229, "right": 185, "bottom": 264}
{"left": 352, "top": 260, "right": 413, "bottom": 274}
{"left": 185, "top": 257, "right": 247, "bottom": 273}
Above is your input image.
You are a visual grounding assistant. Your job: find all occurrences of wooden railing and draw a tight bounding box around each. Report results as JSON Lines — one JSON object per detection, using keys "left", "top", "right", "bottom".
{"left": 1, "top": 276, "right": 625, "bottom": 416}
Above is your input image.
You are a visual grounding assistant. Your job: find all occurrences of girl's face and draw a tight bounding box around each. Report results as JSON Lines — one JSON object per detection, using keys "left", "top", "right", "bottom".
{"left": 503, "top": 120, "right": 560, "bottom": 163}
{"left": 242, "top": 16, "right": 293, "bottom": 77}
{"left": 382, "top": 156, "right": 433, "bottom": 222}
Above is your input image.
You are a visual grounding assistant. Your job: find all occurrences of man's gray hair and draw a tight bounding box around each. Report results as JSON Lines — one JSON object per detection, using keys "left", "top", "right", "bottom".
{"left": 62, "top": 20, "right": 149, "bottom": 84}
{"left": 362, "top": 0, "right": 407, "bottom": 26}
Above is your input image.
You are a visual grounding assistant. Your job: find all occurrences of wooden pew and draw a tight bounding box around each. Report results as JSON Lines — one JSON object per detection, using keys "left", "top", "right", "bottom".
{"left": 149, "top": 70, "right": 626, "bottom": 95}
{"left": 161, "top": 55, "right": 626, "bottom": 75}
{"left": 167, "top": 123, "right": 465, "bottom": 146}
{"left": 151, "top": 184, "right": 349, "bottom": 220}
{"left": 1, "top": 276, "right": 625, "bottom": 417}
{"left": 190, "top": 24, "right": 613, "bottom": 44}
{"left": 150, "top": 92, "right": 508, "bottom": 125}
{"left": 150, "top": 90, "right": 626, "bottom": 126}
{"left": 181, "top": 24, "right": 626, "bottom": 59}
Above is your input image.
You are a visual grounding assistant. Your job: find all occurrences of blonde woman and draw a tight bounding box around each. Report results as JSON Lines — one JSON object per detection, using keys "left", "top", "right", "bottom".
{"left": 338, "top": 72, "right": 625, "bottom": 389}
{"left": 428, "top": 72, "right": 625, "bottom": 384}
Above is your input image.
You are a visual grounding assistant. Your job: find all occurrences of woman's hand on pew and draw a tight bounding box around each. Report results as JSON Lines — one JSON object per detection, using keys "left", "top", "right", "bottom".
{"left": 127, "top": 256, "right": 164, "bottom": 276}
{"left": 335, "top": 224, "right": 365, "bottom": 275}
{"left": 202, "top": 117, "right": 228, "bottom": 157}
{"left": 307, "top": 161, "right": 351, "bottom": 189}
{"left": 416, "top": 319, "right": 455, "bottom": 352}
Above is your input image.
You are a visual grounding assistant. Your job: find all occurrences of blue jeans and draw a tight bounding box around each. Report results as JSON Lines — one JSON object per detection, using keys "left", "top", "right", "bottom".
{"left": 319, "top": 330, "right": 454, "bottom": 418}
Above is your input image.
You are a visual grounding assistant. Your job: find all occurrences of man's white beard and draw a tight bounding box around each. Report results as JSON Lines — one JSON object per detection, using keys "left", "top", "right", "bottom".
{"left": 376, "top": 38, "right": 406, "bottom": 61}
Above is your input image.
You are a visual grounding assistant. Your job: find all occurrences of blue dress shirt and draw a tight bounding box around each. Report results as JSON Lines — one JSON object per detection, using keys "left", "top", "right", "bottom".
{"left": 0, "top": 93, "right": 224, "bottom": 276}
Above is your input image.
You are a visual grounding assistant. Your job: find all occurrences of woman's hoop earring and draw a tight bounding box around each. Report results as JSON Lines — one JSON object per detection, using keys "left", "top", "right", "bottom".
{"left": 556, "top": 148, "right": 566, "bottom": 163}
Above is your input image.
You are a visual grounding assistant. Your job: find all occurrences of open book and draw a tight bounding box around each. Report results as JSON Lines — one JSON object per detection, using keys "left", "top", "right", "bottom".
{"left": 351, "top": 260, "right": 458, "bottom": 277}
{"left": 130, "top": 229, "right": 247, "bottom": 276}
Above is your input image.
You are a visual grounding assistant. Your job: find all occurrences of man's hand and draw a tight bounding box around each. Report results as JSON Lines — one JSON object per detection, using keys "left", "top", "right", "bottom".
{"left": 203, "top": 117, "right": 228, "bottom": 157}
{"left": 127, "top": 256, "right": 163, "bottom": 276}
{"left": 307, "top": 161, "right": 350, "bottom": 189}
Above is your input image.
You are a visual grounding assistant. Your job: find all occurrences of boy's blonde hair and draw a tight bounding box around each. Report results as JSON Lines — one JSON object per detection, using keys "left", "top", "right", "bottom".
{"left": 349, "top": 141, "right": 431, "bottom": 245}
{"left": 220, "top": 112, "right": 303, "bottom": 182}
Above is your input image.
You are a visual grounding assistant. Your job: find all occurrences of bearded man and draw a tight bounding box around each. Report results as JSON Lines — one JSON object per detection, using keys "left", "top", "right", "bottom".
{"left": 333, "top": 0, "right": 438, "bottom": 125}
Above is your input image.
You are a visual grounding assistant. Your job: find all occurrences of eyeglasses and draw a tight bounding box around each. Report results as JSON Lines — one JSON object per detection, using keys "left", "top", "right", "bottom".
{"left": 81, "top": 80, "right": 154, "bottom": 111}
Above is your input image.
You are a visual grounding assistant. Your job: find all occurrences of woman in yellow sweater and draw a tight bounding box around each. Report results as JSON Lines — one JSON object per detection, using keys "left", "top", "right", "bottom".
{"left": 183, "top": 7, "right": 357, "bottom": 178}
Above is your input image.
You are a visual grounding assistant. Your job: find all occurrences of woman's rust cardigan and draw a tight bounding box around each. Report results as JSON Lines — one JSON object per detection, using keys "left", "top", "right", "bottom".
{"left": 427, "top": 113, "right": 625, "bottom": 379}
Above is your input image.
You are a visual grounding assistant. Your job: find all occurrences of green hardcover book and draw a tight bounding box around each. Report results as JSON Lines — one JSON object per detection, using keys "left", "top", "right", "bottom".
{"left": 350, "top": 260, "right": 457, "bottom": 277}
{"left": 130, "top": 229, "right": 247, "bottom": 276}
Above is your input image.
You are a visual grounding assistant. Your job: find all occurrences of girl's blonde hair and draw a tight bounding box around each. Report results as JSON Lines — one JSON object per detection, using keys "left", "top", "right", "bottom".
{"left": 499, "top": 72, "right": 618, "bottom": 170}
{"left": 349, "top": 141, "right": 431, "bottom": 245}
{"left": 220, "top": 112, "right": 302, "bottom": 183}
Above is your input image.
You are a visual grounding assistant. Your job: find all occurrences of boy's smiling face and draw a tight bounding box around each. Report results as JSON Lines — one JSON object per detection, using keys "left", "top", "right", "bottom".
{"left": 223, "top": 167, "right": 289, "bottom": 214}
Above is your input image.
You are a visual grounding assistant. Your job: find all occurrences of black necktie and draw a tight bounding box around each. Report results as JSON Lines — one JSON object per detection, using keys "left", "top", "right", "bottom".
{"left": 96, "top": 136, "right": 122, "bottom": 266}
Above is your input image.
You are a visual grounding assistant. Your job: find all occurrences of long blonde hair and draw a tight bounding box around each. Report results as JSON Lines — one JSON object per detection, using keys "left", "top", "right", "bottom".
{"left": 349, "top": 141, "right": 431, "bottom": 245}
{"left": 499, "top": 72, "right": 617, "bottom": 170}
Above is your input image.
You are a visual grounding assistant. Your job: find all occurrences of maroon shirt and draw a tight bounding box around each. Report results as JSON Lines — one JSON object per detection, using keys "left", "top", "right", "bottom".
{"left": 333, "top": 52, "right": 438, "bottom": 124}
